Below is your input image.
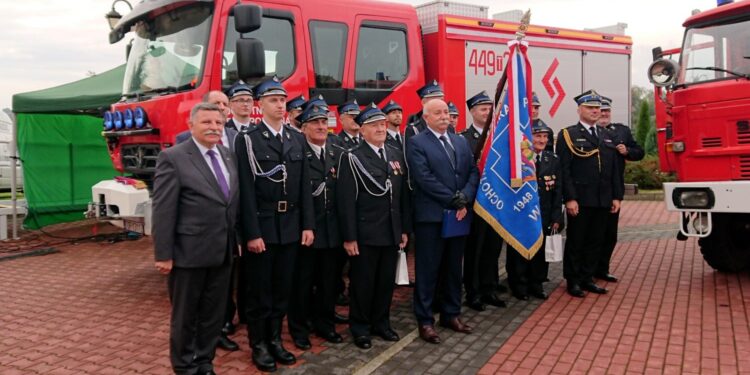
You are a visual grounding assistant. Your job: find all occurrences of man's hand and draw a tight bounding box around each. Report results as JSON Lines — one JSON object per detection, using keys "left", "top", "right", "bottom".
{"left": 456, "top": 207, "right": 468, "bottom": 221}
{"left": 551, "top": 222, "right": 560, "bottom": 232}
{"left": 565, "top": 200, "right": 579, "bottom": 217}
{"left": 399, "top": 233, "right": 409, "bottom": 249}
{"left": 155, "top": 260, "right": 173, "bottom": 275}
{"left": 301, "top": 230, "right": 315, "bottom": 247}
{"left": 344, "top": 241, "right": 359, "bottom": 256}
{"left": 611, "top": 199, "right": 621, "bottom": 214}
{"left": 247, "top": 238, "right": 266, "bottom": 253}
{"left": 449, "top": 192, "right": 468, "bottom": 209}
{"left": 616, "top": 144, "right": 628, "bottom": 156}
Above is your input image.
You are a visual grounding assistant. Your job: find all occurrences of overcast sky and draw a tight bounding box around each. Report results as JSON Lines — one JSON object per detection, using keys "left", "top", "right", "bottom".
{"left": 0, "top": 0, "right": 719, "bottom": 125}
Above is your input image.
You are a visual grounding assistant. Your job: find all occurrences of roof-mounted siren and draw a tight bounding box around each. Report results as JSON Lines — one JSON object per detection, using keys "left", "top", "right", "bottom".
{"left": 717, "top": 0, "right": 734, "bottom": 6}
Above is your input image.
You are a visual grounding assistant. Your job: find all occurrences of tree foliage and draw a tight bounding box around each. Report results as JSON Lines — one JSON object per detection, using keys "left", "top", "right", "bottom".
{"left": 635, "top": 100, "right": 652, "bottom": 149}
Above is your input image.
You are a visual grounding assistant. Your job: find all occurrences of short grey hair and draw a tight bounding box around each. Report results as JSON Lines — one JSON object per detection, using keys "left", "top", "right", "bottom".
{"left": 189, "top": 102, "right": 222, "bottom": 123}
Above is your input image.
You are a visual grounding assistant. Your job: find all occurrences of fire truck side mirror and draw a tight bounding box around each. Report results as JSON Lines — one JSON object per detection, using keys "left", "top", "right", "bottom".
{"left": 648, "top": 58, "right": 680, "bottom": 87}
{"left": 236, "top": 39, "right": 266, "bottom": 79}
{"left": 234, "top": 4, "right": 262, "bottom": 33}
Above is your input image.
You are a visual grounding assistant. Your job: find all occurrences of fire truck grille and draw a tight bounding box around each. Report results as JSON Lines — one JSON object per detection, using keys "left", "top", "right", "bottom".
{"left": 701, "top": 137, "right": 722, "bottom": 148}
{"left": 738, "top": 126, "right": 750, "bottom": 145}
{"left": 740, "top": 155, "right": 750, "bottom": 179}
{"left": 121, "top": 144, "right": 161, "bottom": 175}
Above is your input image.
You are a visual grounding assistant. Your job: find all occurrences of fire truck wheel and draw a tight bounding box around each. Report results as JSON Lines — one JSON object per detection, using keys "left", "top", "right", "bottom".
{"left": 697, "top": 213, "right": 750, "bottom": 273}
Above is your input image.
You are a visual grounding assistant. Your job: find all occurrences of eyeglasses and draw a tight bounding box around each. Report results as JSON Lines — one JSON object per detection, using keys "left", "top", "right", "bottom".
{"left": 231, "top": 99, "right": 253, "bottom": 104}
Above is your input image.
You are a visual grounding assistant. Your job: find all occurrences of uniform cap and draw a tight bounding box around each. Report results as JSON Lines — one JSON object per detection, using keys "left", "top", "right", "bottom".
{"left": 447, "top": 101, "right": 459, "bottom": 115}
{"left": 600, "top": 96, "right": 612, "bottom": 110}
{"left": 574, "top": 89, "right": 602, "bottom": 107}
{"left": 338, "top": 99, "right": 361, "bottom": 116}
{"left": 532, "top": 120, "right": 553, "bottom": 135}
{"left": 532, "top": 92, "right": 541, "bottom": 106}
{"left": 253, "top": 76, "right": 287, "bottom": 98}
{"left": 304, "top": 94, "right": 328, "bottom": 112}
{"left": 226, "top": 81, "right": 253, "bottom": 99}
{"left": 416, "top": 80, "right": 444, "bottom": 99}
{"left": 381, "top": 100, "right": 403, "bottom": 114}
{"left": 296, "top": 104, "right": 329, "bottom": 124}
{"left": 354, "top": 103, "right": 386, "bottom": 125}
{"left": 286, "top": 95, "right": 306, "bottom": 112}
{"left": 466, "top": 91, "right": 493, "bottom": 110}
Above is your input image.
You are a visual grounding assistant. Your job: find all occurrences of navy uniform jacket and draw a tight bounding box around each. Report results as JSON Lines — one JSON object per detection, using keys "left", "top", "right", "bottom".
{"left": 535, "top": 150, "right": 563, "bottom": 234}
{"left": 406, "top": 131, "right": 479, "bottom": 223}
{"left": 555, "top": 123, "right": 624, "bottom": 208}
{"left": 385, "top": 132, "right": 403, "bottom": 150}
{"left": 336, "top": 143, "right": 412, "bottom": 247}
{"left": 606, "top": 123, "right": 645, "bottom": 186}
{"left": 335, "top": 130, "right": 360, "bottom": 150}
{"left": 304, "top": 141, "right": 343, "bottom": 249}
{"left": 459, "top": 124, "right": 482, "bottom": 156}
{"left": 226, "top": 118, "right": 253, "bottom": 133}
{"left": 235, "top": 121, "right": 315, "bottom": 245}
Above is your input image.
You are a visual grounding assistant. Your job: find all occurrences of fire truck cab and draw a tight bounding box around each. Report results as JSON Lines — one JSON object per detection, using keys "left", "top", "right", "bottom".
{"left": 648, "top": 0, "right": 750, "bottom": 271}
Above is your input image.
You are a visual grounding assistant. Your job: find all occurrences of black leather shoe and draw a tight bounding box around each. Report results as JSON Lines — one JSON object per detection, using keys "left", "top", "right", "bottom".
{"left": 373, "top": 329, "right": 400, "bottom": 342}
{"left": 334, "top": 313, "right": 349, "bottom": 324}
{"left": 513, "top": 292, "right": 529, "bottom": 301}
{"left": 596, "top": 273, "right": 619, "bottom": 282}
{"left": 567, "top": 284, "right": 585, "bottom": 298}
{"left": 316, "top": 331, "right": 343, "bottom": 343}
{"left": 581, "top": 282, "right": 608, "bottom": 294}
{"left": 465, "top": 298, "right": 486, "bottom": 312}
{"left": 354, "top": 336, "right": 372, "bottom": 349}
{"left": 495, "top": 283, "right": 508, "bottom": 293}
{"left": 336, "top": 293, "right": 350, "bottom": 306}
{"left": 222, "top": 321, "right": 236, "bottom": 335}
{"left": 293, "top": 337, "right": 311, "bottom": 350}
{"left": 251, "top": 343, "right": 277, "bottom": 372}
{"left": 217, "top": 334, "right": 239, "bottom": 351}
{"left": 480, "top": 293, "right": 507, "bottom": 308}
{"left": 268, "top": 341, "right": 296, "bottom": 365}
{"left": 530, "top": 290, "right": 548, "bottom": 300}
{"left": 199, "top": 370, "right": 217, "bottom": 375}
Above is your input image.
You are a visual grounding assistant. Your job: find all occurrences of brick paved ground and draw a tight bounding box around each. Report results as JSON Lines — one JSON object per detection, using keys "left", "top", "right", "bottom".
{"left": 2, "top": 201, "right": 745, "bottom": 375}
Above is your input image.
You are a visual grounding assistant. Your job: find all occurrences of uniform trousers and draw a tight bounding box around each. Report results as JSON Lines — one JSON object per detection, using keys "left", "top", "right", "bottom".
{"left": 288, "top": 246, "right": 340, "bottom": 339}
{"left": 242, "top": 243, "right": 297, "bottom": 323}
{"left": 596, "top": 211, "right": 620, "bottom": 276}
{"left": 563, "top": 207, "right": 609, "bottom": 286}
{"left": 168, "top": 258, "right": 231, "bottom": 374}
{"left": 463, "top": 219, "right": 502, "bottom": 300}
{"left": 506, "top": 239, "right": 548, "bottom": 295}
{"left": 414, "top": 222, "right": 465, "bottom": 325}
{"left": 224, "top": 259, "right": 247, "bottom": 325}
{"left": 348, "top": 244, "right": 399, "bottom": 338}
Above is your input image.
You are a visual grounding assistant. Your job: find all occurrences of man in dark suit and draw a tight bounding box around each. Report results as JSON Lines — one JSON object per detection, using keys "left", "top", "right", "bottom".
{"left": 382, "top": 100, "right": 404, "bottom": 150}
{"left": 235, "top": 77, "right": 315, "bottom": 372}
{"left": 225, "top": 81, "right": 254, "bottom": 132}
{"left": 287, "top": 101, "right": 345, "bottom": 350}
{"left": 407, "top": 99, "right": 478, "bottom": 345}
{"left": 336, "top": 103, "right": 411, "bottom": 350}
{"left": 506, "top": 122, "right": 563, "bottom": 301}
{"left": 556, "top": 89, "right": 624, "bottom": 298}
{"left": 153, "top": 102, "right": 240, "bottom": 375}
{"left": 175, "top": 90, "right": 240, "bottom": 352}
{"left": 460, "top": 91, "right": 507, "bottom": 311}
{"left": 595, "top": 96, "right": 644, "bottom": 282}
{"left": 335, "top": 99, "right": 362, "bottom": 150}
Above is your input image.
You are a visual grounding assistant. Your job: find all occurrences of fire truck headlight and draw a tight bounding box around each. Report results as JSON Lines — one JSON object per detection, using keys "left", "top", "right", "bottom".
{"left": 103, "top": 111, "right": 114, "bottom": 131}
{"left": 673, "top": 188, "right": 714, "bottom": 209}
{"left": 648, "top": 58, "right": 680, "bottom": 87}
{"left": 671, "top": 141, "right": 685, "bottom": 152}
{"left": 134, "top": 107, "right": 148, "bottom": 129}
{"left": 113, "top": 111, "right": 124, "bottom": 130}
{"left": 123, "top": 108, "right": 134, "bottom": 129}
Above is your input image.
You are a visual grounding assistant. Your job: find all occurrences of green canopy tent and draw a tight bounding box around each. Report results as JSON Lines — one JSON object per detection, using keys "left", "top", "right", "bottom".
{"left": 11, "top": 65, "right": 124, "bottom": 228}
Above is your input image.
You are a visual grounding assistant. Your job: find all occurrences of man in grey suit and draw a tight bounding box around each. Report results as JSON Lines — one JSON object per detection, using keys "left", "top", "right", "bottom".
{"left": 153, "top": 102, "right": 240, "bottom": 375}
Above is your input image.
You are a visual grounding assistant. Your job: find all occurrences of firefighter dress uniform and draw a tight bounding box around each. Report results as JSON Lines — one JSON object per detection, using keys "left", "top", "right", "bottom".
{"left": 555, "top": 90, "right": 624, "bottom": 298}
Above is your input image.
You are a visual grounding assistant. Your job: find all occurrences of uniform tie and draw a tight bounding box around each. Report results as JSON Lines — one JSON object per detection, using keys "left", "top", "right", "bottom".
{"left": 276, "top": 133, "right": 283, "bottom": 144}
{"left": 536, "top": 153, "right": 541, "bottom": 165}
{"left": 378, "top": 148, "right": 387, "bottom": 163}
{"left": 320, "top": 147, "right": 326, "bottom": 164}
{"left": 439, "top": 135, "right": 456, "bottom": 168}
{"left": 589, "top": 126, "right": 597, "bottom": 138}
{"left": 206, "top": 150, "right": 230, "bottom": 200}
{"left": 353, "top": 135, "right": 359, "bottom": 145}
{"left": 395, "top": 133, "right": 402, "bottom": 145}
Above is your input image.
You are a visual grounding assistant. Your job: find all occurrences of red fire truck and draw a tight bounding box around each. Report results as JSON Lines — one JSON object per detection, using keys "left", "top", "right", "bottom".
{"left": 648, "top": 0, "right": 750, "bottom": 271}
{"left": 92, "top": 0, "right": 631, "bottom": 232}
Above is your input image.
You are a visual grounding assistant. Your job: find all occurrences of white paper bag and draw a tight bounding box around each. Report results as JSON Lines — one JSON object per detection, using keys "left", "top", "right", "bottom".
{"left": 544, "top": 232, "right": 564, "bottom": 262}
{"left": 395, "top": 249, "right": 410, "bottom": 285}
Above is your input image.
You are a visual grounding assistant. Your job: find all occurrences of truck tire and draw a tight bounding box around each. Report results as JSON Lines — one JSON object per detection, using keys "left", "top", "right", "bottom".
{"left": 697, "top": 213, "right": 750, "bottom": 273}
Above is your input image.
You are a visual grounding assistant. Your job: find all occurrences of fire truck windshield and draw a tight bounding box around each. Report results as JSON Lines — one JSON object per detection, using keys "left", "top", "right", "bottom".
{"left": 680, "top": 18, "right": 750, "bottom": 85}
{"left": 122, "top": 3, "right": 213, "bottom": 97}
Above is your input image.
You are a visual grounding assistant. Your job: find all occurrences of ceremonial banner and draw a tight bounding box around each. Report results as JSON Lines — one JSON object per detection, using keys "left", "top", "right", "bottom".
{"left": 474, "top": 40, "right": 543, "bottom": 260}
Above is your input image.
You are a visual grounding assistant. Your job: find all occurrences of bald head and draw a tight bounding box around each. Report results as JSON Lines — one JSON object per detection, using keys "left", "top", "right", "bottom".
{"left": 203, "top": 90, "right": 230, "bottom": 119}
{"left": 423, "top": 99, "right": 450, "bottom": 133}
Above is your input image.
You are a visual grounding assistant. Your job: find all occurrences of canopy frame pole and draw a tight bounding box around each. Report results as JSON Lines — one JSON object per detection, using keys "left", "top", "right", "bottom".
{"left": 3, "top": 108, "right": 20, "bottom": 240}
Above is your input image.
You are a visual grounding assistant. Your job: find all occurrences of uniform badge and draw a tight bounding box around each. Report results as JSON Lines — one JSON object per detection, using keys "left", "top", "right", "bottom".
{"left": 262, "top": 131, "right": 270, "bottom": 139}
{"left": 286, "top": 132, "right": 291, "bottom": 140}
{"left": 330, "top": 167, "right": 336, "bottom": 178}
{"left": 473, "top": 132, "right": 479, "bottom": 139}
{"left": 390, "top": 161, "right": 402, "bottom": 175}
